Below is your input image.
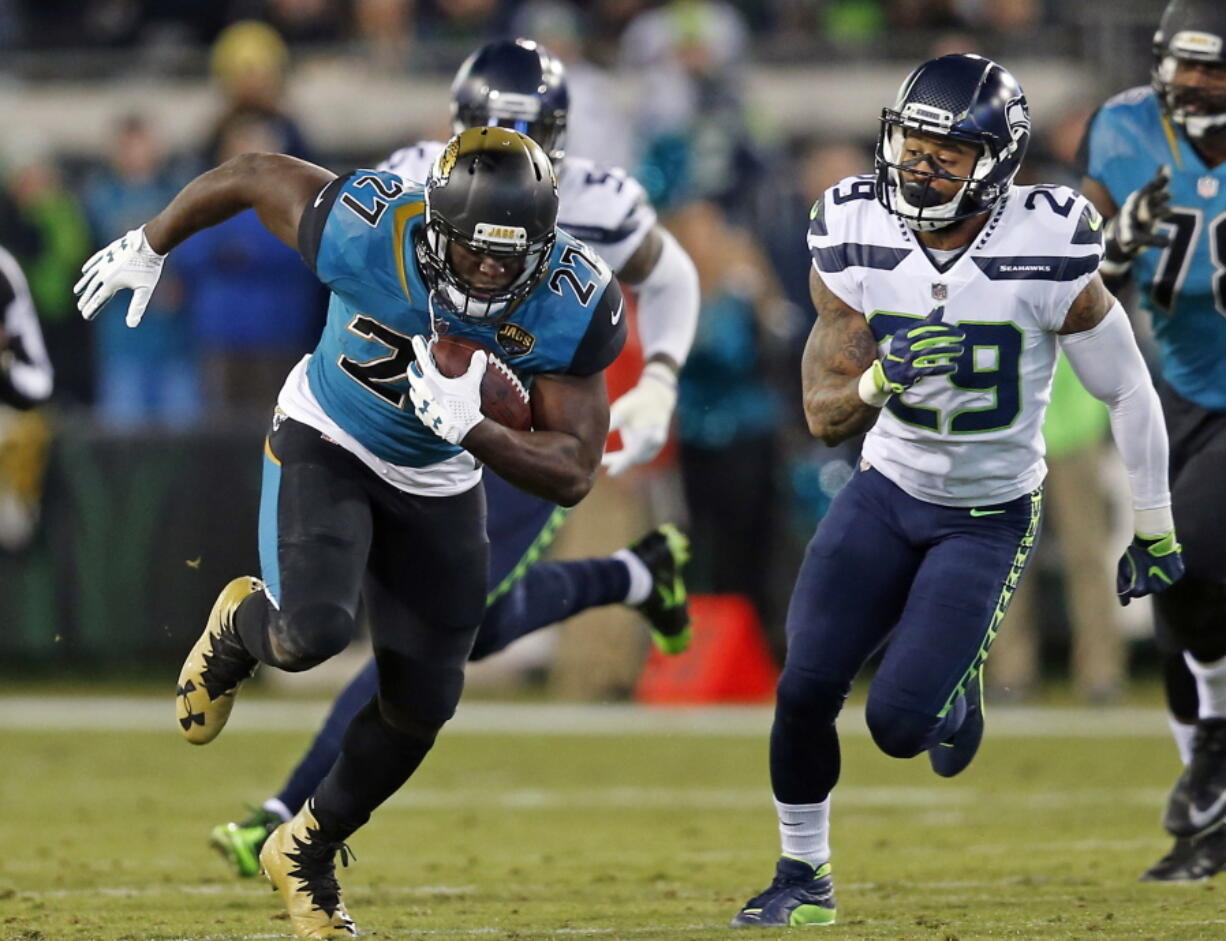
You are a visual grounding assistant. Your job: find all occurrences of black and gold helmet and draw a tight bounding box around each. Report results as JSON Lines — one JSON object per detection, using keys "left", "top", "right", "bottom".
{"left": 417, "top": 126, "right": 559, "bottom": 323}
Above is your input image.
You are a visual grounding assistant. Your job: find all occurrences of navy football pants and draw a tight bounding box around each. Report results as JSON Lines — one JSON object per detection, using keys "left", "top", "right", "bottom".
{"left": 771, "top": 465, "right": 1042, "bottom": 804}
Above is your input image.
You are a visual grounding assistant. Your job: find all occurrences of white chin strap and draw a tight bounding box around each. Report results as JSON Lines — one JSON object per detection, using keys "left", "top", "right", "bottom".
{"left": 1176, "top": 110, "right": 1226, "bottom": 139}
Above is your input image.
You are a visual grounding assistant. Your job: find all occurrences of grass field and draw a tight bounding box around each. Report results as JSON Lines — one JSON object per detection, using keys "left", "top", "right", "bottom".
{"left": 1, "top": 696, "right": 1223, "bottom": 940}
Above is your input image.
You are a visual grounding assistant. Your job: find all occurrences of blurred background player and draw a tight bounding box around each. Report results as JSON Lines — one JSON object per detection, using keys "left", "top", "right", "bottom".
{"left": 732, "top": 53, "right": 1183, "bottom": 927}
{"left": 203, "top": 37, "right": 701, "bottom": 879}
{"left": 76, "top": 127, "right": 629, "bottom": 937}
{"left": 1079, "top": 0, "right": 1226, "bottom": 882}
{"left": 0, "top": 238, "right": 53, "bottom": 551}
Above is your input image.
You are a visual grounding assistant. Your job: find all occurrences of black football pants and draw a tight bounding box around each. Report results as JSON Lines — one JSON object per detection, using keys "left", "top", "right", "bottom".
{"left": 1153, "top": 386, "right": 1226, "bottom": 723}
{"left": 236, "top": 416, "right": 488, "bottom": 836}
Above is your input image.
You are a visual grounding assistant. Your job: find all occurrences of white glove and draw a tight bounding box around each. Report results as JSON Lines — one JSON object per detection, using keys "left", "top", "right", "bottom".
{"left": 601, "top": 361, "right": 678, "bottom": 476}
{"left": 407, "top": 335, "right": 487, "bottom": 445}
{"left": 73, "top": 226, "right": 166, "bottom": 327}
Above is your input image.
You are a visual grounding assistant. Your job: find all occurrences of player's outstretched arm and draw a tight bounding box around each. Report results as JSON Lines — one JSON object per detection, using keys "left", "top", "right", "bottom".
{"left": 599, "top": 225, "right": 699, "bottom": 476}
{"left": 145, "top": 154, "right": 335, "bottom": 254}
{"left": 465, "top": 370, "right": 609, "bottom": 507}
{"left": 1057, "top": 273, "right": 1184, "bottom": 602}
{"left": 801, "top": 269, "right": 889, "bottom": 446}
{"left": 75, "top": 154, "right": 335, "bottom": 326}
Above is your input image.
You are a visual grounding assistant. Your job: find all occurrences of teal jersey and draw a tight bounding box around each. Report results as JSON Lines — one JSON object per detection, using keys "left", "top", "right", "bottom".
{"left": 298, "top": 170, "right": 626, "bottom": 467}
{"left": 1082, "top": 86, "right": 1226, "bottom": 410}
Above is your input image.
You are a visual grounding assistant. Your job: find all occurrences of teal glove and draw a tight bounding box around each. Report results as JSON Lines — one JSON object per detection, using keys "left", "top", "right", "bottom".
{"left": 1116, "top": 531, "right": 1185, "bottom": 606}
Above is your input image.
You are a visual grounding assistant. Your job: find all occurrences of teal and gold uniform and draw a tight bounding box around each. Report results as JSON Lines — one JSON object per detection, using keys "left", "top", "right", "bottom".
{"left": 297, "top": 168, "right": 625, "bottom": 471}
{"left": 1082, "top": 86, "right": 1226, "bottom": 411}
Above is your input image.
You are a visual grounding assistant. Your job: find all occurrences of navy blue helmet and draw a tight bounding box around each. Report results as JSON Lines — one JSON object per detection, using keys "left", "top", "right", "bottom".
{"left": 450, "top": 39, "right": 570, "bottom": 161}
{"left": 875, "top": 54, "right": 1030, "bottom": 231}
{"left": 1152, "top": 0, "right": 1226, "bottom": 139}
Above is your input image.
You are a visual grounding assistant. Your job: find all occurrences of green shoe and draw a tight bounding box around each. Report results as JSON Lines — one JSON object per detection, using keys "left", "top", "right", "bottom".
{"left": 628, "top": 524, "right": 692, "bottom": 655}
{"left": 210, "top": 807, "right": 283, "bottom": 878}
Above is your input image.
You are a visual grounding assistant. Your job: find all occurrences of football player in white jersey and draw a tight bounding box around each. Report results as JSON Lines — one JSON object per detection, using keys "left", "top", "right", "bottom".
{"left": 203, "top": 38, "right": 702, "bottom": 881}
{"left": 731, "top": 54, "right": 1185, "bottom": 927}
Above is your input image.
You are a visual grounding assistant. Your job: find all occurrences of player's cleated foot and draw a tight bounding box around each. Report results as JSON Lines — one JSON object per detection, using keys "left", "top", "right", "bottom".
{"left": 260, "top": 800, "right": 358, "bottom": 938}
{"left": 928, "top": 669, "right": 985, "bottom": 778}
{"left": 210, "top": 806, "right": 285, "bottom": 878}
{"left": 1141, "top": 828, "right": 1226, "bottom": 882}
{"left": 629, "top": 523, "right": 692, "bottom": 654}
{"left": 175, "top": 575, "right": 262, "bottom": 745}
{"left": 1164, "top": 718, "right": 1226, "bottom": 838}
{"left": 731, "top": 856, "right": 836, "bottom": 927}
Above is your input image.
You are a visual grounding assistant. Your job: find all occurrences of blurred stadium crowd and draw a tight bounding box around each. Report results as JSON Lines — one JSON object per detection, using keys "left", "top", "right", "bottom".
{"left": 0, "top": 0, "right": 1179, "bottom": 701}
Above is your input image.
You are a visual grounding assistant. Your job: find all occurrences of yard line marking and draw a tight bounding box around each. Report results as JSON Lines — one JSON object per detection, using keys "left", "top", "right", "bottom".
{"left": 0, "top": 697, "right": 1173, "bottom": 738}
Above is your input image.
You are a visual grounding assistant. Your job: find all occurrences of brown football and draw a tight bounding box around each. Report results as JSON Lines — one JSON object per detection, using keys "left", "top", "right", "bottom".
{"left": 429, "top": 334, "right": 532, "bottom": 432}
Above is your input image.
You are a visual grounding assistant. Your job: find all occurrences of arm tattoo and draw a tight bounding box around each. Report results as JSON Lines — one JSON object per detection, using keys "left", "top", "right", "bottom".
{"left": 801, "top": 271, "right": 881, "bottom": 445}
{"left": 1058, "top": 273, "right": 1114, "bottom": 335}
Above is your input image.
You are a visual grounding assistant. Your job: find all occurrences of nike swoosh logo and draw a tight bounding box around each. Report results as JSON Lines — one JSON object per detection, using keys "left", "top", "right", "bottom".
{"left": 1089, "top": 212, "right": 1103, "bottom": 232}
{"left": 969, "top": 508, "right": 1006, "bottom": 517}
{"left": 1188, "top": 791, "right": 1226, "bottom": 831}
{"left": 611, "top": 298, "right": 624, "bottom": 325}
{"left": 1147, "top": 566, "right": 1173, "bottom": 585}
{"left": 313, "top": 185, "right": 330, "bottom": 208}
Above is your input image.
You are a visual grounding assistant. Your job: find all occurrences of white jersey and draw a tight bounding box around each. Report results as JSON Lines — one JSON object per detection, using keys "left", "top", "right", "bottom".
{"left": 809, "top": 175, "right": 1105, "bottom": 507}
{"left": 380, "top": 143, "right": 656, "bottom": 274}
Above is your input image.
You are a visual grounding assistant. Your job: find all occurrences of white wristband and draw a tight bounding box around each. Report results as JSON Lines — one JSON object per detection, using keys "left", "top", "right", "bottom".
{"left": 1134, "top": 505, "right": 1174, "bottom": 539}
{"left": 857, "top": 363, "right": 891, "bottom": 408}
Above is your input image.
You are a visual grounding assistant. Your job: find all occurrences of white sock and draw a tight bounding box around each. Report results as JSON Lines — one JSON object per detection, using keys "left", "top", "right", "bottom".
{"left": 774, "top": 797, "right": 830, "bottom": 868}
{"left": 613, "top": 548, "right": 652, "bottom": 605}
{"left": 1184, "top": 651, "right": 1226, "bottom": 720}
{"left": 263, "top": 797, "right": 293, "bottom": 823}
{"left": 1169, "top": 716, "right": 1196, "bottom": 766}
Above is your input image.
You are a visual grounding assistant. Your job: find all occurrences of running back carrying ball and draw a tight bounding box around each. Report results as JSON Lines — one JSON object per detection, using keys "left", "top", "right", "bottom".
{"left": 429, "top": 334, "right": 532, "bottom": 431}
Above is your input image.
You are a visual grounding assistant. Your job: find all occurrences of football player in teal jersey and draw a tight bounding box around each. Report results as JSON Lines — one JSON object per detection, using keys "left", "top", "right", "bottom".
{"left": 1080, "top": 0, "right": 1226, "bottom": 883}
{"left": 75, "top": 128, "right": 625, "bottom": 938}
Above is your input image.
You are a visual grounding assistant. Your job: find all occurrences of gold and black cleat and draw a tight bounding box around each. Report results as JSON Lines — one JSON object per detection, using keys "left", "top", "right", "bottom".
{"left": 260, "top": 800, "right": 358, "bottom": 938}
{"left": 175, "top": 575, "right": 261, "bottom": 745}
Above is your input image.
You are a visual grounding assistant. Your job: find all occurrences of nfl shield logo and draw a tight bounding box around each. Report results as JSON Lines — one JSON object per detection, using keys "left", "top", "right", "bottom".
{"left": 932, "top": 283, "right": 948, "bottom": 301}
{"left": 1198, "top": 176, "right": 1220, "bottom": 199}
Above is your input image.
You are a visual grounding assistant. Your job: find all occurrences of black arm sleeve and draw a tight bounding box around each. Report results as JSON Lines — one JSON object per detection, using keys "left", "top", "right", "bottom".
{"left": 568, "top": 280, "right": 627, "bottom": 376}
{"left": 297, "top": 172, "right": 353, "bottom": 274}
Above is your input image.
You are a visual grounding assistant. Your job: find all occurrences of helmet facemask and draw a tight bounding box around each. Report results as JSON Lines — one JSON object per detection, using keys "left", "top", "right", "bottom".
{"left": 418, "top": 198, "right": 555, "bottom": 324}
{"left": 452, "top": 97, "right": 568, "bottom": 162}
{"left": 1154, "top": 55, "right": 1226, "bottom": 139}
{"left": 876, "top": 116, "right": 1001, "bottom": 232}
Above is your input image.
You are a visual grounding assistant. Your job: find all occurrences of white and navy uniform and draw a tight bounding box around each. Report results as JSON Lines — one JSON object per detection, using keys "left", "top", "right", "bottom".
{"left": 381, "top": 143, "right": 656, "bottom": 276}
{"left": 773, "top": 178, "right": 1105, "bottom": 789}
{"left": 812, "top": 174, "right": 1103, "bottom": 508}
{"left": 0, "top": 246, "right": 52, "bottom": 410}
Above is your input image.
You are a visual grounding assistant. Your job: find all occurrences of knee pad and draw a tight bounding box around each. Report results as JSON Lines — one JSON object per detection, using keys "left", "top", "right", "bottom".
{"left": 864, "top": 697, "right": 938, "bottom": 759}
{"left": 774, "top": 666, "right": 848, "bottom": 730}
{"left": 271, "top": 602, "right": 355, "bottom": 671}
